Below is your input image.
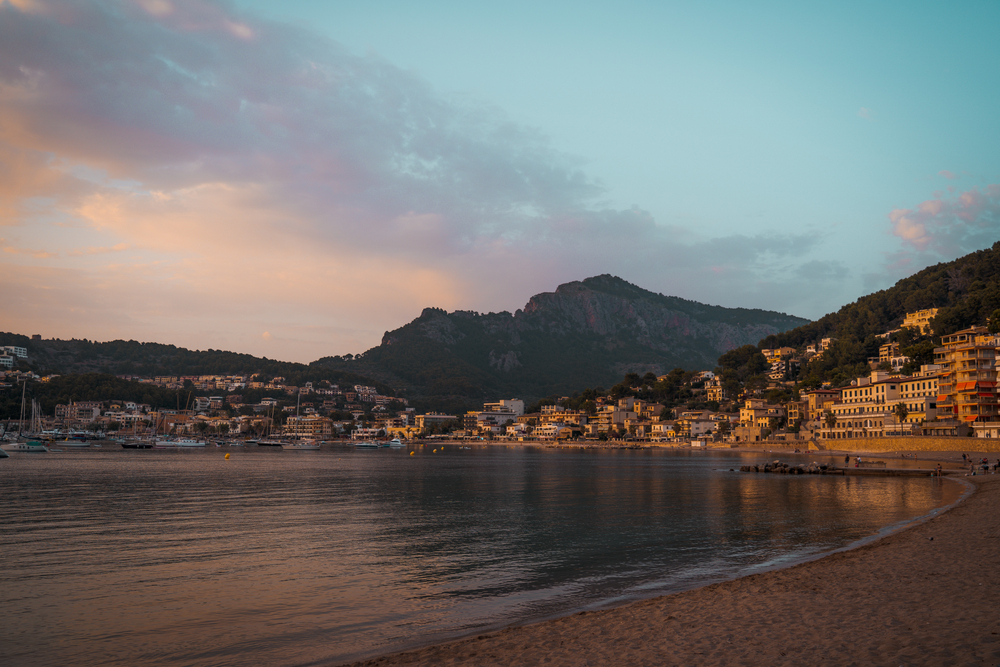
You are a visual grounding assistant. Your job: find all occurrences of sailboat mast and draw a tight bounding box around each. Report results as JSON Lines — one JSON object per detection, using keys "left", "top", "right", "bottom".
{"left": 19, "top": 378, "right": 27, "bottom": 434}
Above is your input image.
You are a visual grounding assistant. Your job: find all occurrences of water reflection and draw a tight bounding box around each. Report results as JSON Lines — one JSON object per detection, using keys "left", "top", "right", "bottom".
{"left": 0, "top": 447, "right": 959, "bottom": 666}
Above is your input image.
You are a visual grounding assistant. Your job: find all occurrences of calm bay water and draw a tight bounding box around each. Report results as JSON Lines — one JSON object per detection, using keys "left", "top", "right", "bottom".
{"left": 1, "top": 445, "right": 959, "bottom": 666}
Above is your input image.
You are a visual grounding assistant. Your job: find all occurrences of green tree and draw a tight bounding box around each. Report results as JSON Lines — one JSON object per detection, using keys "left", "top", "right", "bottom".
{"left": 825, "top": 411, "right": 836, "bottom": 429}
{"left": 894, "top": 402, "right": 909, "bottom": 427}
{"left": 989, "top": 309, "right": 1000, "bottom": 334}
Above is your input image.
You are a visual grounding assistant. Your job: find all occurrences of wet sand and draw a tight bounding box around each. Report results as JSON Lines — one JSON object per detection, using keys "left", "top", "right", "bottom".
{"left": 346, "top": 474, "right": 1000, "bottom": 666}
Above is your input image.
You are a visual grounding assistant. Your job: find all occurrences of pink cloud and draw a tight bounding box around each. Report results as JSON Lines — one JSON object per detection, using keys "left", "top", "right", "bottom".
{"left": 938, "top": 170, "right": 957, "bottom": 180}
{"left": 0, "top": 0, "right": 867, "bottom": 355}
{"left": 888, "top": 185, "right": 1000, "bottom": 257}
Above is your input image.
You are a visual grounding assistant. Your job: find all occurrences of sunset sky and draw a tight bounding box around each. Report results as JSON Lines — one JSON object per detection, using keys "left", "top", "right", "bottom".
{"left": 2, "top": 0, "right": 998, "bottom": 363}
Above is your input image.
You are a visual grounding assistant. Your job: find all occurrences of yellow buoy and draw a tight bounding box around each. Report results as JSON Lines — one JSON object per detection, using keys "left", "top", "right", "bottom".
{"left": 433, "top": 449, "right": 437, "bottom": 453}
{"left": 410, "top": 451, "right": 414, "bottom": 456}
{"left": 224, "top": 453, "right": 230, "bottom": 460}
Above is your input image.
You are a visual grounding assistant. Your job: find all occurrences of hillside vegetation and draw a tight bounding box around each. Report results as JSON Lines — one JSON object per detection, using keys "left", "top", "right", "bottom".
{"left": 758, "top": 241, "right": 1000, "bottom": 387}
{"left": 0, "top": 335, "right": 396, "bottom": 396}
{"left": 315, "top": 275, "right": 808, "bottom": 410}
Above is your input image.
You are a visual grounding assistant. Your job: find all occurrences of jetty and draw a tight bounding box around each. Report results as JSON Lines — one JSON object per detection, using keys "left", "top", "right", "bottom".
{"left": 738, "top": 460, "right": 951, "bottom": 477}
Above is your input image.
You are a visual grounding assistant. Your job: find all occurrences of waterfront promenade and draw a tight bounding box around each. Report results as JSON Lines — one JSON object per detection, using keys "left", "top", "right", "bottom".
{"left": 347, "top": 474, "right": 999, "bottom": 666}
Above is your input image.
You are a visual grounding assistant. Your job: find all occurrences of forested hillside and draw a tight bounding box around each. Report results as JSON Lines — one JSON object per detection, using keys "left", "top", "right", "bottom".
{"left": 756, "top": 241, "right": 1000, "bottom": 386}
{"left": 0, "top": 335, "right": 396, "bottom": 396}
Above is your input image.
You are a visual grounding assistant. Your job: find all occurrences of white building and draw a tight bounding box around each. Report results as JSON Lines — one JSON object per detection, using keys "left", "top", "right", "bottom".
{"left": 484, "top": 399, "right": 524, "bottom": 416}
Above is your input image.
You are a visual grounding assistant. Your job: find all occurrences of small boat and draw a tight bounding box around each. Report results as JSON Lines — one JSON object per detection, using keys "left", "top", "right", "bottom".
{"left": 257, "top": 439, "right": 285, "bottom": 447}
{"left": 282, "top": 439, "right": 320, "bottom": 451}
{"left": 57, "top": 439, "right": 91, "bottom": 448}
{"left": 121, "top": 440, "right": 154, "bottom": 449}
{"left": 155, "top": 438, "right": 207, "bottom": 448}
{"left": 354, "top": 441, "right": 380, "bottom": 449}
{"left": 388, "top": 438, "right": 405, "bottom": 448}
{"left": 1, "top": 440, "right": 50, "bottom": 453}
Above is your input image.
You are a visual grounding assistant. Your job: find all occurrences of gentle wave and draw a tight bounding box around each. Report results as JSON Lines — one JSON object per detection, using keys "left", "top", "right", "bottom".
{"left": 0, "top": 446, "right": 958, "bottom": 666}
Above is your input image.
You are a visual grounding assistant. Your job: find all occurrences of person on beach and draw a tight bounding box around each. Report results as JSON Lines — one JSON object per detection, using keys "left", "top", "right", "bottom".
{"left": 936, "top": 463, "right": 943, "bottom": 477}
{"left": 845, "top": 454, "right": 850, "bottom": 466}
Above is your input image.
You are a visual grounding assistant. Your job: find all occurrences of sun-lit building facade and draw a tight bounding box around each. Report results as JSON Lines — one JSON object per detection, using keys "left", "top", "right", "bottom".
{"left": 933, "top": 326, "right": 999, "bottom": 427}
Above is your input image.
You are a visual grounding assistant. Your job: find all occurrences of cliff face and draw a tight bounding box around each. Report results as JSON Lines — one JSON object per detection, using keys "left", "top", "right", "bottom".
{"left": 512, "top": 276, "right": 797, "bottom": 358}
{"left": 366, "top": 275, "right": 809, "bottom": 403}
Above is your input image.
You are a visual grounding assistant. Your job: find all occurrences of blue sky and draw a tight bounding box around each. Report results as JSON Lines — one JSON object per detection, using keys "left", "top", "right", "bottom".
{"left": 1, "top": 0, "right": 998, "bottom": 362}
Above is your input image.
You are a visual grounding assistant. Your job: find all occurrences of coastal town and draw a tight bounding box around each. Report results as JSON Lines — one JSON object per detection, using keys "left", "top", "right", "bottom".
{"left": 3, "top": 309, "right": 999, "bottom": 446}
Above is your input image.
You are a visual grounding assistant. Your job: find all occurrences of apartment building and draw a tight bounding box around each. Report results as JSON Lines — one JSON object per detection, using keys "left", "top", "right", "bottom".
{"left": 282, "top": 415, "right": 333, "bottom": 438}
{"left": 933, "top": 326, "right": 999, "bottom": 429}
{"left": 484, "top": 399, "right": 525, "bottom": 416}
{"left": 2, "top": 345, "right": 28, "bottom": 358}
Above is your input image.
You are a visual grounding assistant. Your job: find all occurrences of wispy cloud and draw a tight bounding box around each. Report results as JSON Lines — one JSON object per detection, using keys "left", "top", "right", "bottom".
{"left": 0, "top": 0, "right": 899, "bottom": 356}
{"left": 67, "top": 242, "right": 130, "bottom": 256}
{"left": 2, "top": 241, "right": 56, "bottom": 258}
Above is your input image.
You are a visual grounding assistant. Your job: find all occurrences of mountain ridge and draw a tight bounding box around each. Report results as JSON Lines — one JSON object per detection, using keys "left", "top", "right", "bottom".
{"left": 314, "top": 275, "right": 809, "bottom": 408}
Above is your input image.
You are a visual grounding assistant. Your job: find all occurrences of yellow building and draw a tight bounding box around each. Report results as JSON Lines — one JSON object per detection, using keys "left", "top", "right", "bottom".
{"left": 933, "top": 327, "right": 999, "bottom": 425}
{"left": 902, "top": 308, "right": 939, "bottom": 335}
{"left": 283, "top": 415, "right": 334, "bottom": 437}
{"left": 896, "top": 373, "right": 942, "bottom": 425}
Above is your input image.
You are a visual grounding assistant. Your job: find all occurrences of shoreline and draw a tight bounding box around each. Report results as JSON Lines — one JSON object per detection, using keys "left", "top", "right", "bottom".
{"left": 344, "top": 473, "right": 1000, "bottom": 666}
{"left": 427, "top": 439, "right": 985, "bottom": 473}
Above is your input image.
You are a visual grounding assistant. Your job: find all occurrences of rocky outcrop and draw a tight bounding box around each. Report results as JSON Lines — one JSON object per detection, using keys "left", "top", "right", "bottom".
{"left": 360, "top": 275, "right": 809, "bottom": 402}
{"left": 488, "top": 350, "right": 522, "bottom": 372}
{"left": 470, "top": 276, "right": 806, "bottom": 366}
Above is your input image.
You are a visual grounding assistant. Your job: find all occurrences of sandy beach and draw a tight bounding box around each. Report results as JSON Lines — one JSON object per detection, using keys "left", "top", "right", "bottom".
{"left": 346, "top": 471, "right": 1000, "bottom": 666}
